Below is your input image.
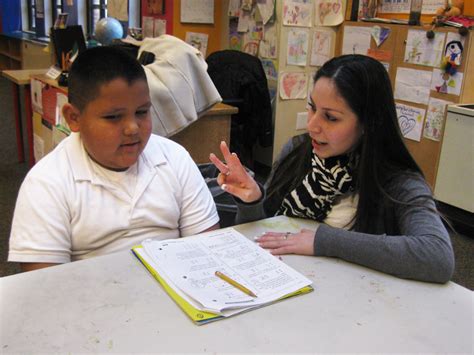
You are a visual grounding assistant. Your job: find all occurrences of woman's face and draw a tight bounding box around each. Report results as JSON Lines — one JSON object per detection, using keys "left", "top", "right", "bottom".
{"left": 306, "top": 77, "right": 363, "bottom": 159}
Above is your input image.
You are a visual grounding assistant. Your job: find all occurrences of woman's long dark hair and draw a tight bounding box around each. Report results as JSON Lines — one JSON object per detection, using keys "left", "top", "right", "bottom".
{"left": 265, "top": 55, "right": 425, "bottom": 233}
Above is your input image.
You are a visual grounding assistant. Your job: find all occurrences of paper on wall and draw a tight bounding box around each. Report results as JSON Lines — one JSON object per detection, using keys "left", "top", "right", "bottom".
{"left": 444, "top": 32, "right": 466, "bottom": 66}
{"left": 181, "top": 0, "right": 214, "bottom": 24}
{"left": 185, "top": 32, "right": 209, "bottom": 57}
{"left": 314, "top": 0, "right": 344, "bottom": 27}
{"left": 261, "top": 59, "right": 278, "bottom": 81}
{"left": 310, "top": 30, "right": 333, "bottom": 67}
{"left": 33, "top": 133, "right": 45, "bottom": 162}
{"left": 342, "top": 26, "right": 371, "bottom": 55}
{"left": 431, "top": 68, "right": 463, "bottom": 96}
{"left": 142, "top": 16, "right": 154, "bottom": 38}
{"left": 283, "top": 0, "right": 312, "bottom": 27}
{"left": 394, "top": 67, "right": 432, "bottom": 105}
{"left": 287, "top": 29, "right": 309, "bottom": 66}
{"left": 55, "top": 92, "right": 70, "bottom": 134}
{"left": 154, "top": 19, "right": 166, "bottom": 37}
{"left": 31, "top": 79, "right": 44, "bottom": 115}
{"left": 404, "top": 29, "right": 445, "bottom": 67}
{"left": 257, "top": 0, "right": 275, "bottom": 25}
{"left": 259, "top": 22, "right": 278, "bottom": 59}
{"left": 395, "top": 103, "right": 426, "bottom": 142}
{"left": 424, "top": 97, "right": 453, "bottom": 141}
{"left": 279, "top": 72, "right": 308, "bottom": 100}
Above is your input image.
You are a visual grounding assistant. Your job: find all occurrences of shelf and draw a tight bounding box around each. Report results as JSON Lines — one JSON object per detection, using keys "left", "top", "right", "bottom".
{"left": 0, "top": 50, "right": 21, "bottom": 61}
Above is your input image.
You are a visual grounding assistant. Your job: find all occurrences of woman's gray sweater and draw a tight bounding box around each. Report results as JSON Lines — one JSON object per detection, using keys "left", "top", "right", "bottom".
{"left": 235, "top": 138, "right": 455, "bottom": 284}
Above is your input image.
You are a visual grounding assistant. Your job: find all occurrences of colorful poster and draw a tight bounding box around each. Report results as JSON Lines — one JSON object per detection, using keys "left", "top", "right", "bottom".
{"left": 431, "top": 68, "right": 463, "bottom": 96}
{"left": 279, "top": 72, "right": 308, "bottom": 100}
{"left": 287, "top": 29, "right": 309, "bottom": 66}
{"left": 342, "top": 26, "right": 371, "bottom": 55}
{"left": 394, "top": 68, "right": 432, "bottom": 105}
{"left": 424, "top": 97, "right": 453, "bottom": 141}
{"left": 443, "top": 32, "right": 465, "bottom": 67}
{"left": 310, "top": 30, "right": 333, "bottom": 67}
{"left": 261, "top": 59, "right": 278, "bottom": 81}
{"left": 404, "top": 29, "right": 445, "bottom": 67}
{"left": 396, "top": 103, "right": 426, "bottom": 142}
{"left": 314, "top": 0, "right": 344, "bottom": 26}
{"left": 282, "top": 0, "right": 312, "bottom": 27}
{"left": 229, "top": 19, "right": 242, "bottom": 51}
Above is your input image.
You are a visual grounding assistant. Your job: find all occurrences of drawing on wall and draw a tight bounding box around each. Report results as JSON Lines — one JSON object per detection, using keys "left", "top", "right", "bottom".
{"left": 404, "top": 29, "right": 446, "bottom": 67}
{"left": 259, "top": 22, "right": 278, "bottom": 59}
{"left": 371, "top": 25, "right": 390, "bottom": 47}
{"left": 256, "top": 0, "right": 275, "bottom": 25}
{"left": 279, "top": 72, "right": 308, "bottom": 100}
{"left": 242, "top": 32, "right": 260, "bottom": 56}
{"left": 342, "top": 26, "right": 371, "bottom": 55}
{"left": 444, "top": 32, "right": 465, "bottom": 67}
{"left": 229, "top": 19, "right": 242, "bottom": 51}
{"left": 396, "top": 103, "right": 426, "bottom": 142}
{"left": 287, "top": 29, "right": 309, "bottom": 66}
{"left": 185, "top": 32, "right": 209, "bottom": 57}
{"left": 394, "top": 67, "right": 432, "bottom": 105}
{"left": 315, "top": 0, "right": 344, "bottom": 26}
{"left": 424, "top": 97, "right": 453, "bottom": 141}
{"left": 310, "top": 30, "right": 332, "bottom": 67}
{"left": 431, "top": 68, "right": 463, "bottom": 96}
{"left": 261, "top": 59, "right": 278, "bottom": 81}
{"left": 282, "top": 0, "right": 312, "bottom": 27}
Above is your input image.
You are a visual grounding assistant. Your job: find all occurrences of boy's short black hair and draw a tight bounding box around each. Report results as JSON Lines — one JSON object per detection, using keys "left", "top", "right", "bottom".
{"left": 68, "top": 46, "right": 147, "bottom": 111}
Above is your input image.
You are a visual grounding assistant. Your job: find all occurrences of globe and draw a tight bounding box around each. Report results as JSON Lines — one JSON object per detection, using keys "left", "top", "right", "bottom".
{"left": 95, "top": 17, "right": 124, "bottom": 45}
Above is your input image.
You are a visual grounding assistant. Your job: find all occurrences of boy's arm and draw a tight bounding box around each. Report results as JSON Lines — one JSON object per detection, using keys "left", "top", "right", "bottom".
{"left": 20, "top": 263, "right": 60, "bottom": 272}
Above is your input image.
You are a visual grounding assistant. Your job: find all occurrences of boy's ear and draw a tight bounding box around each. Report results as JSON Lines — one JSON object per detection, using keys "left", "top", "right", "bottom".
{"left": 62, "top": 103, "right": 81, "bottom": 132}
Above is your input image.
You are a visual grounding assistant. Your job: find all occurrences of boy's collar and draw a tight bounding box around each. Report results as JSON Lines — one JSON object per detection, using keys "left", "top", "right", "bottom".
{"left": 67, "top": 133, "right": 166, "bottom": 181}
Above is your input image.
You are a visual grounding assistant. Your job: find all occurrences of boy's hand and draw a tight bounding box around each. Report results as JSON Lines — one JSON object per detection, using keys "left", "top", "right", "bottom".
{"left": 209, "top": 141, "right": 262, "bottom": 203}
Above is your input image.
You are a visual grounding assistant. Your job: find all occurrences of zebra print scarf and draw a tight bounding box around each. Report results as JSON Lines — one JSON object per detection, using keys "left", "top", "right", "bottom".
{"left": 277, "top": 153, "right": 356, "bottom": 221}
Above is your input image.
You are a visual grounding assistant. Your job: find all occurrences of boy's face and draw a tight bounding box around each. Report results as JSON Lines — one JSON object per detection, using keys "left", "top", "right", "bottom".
{"left": 64, "top": 78, "right": 152, "bottom": 171}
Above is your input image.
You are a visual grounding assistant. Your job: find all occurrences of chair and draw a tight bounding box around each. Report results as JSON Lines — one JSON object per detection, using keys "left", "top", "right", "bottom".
{"left": 206, "top": 50, "right": 273, "bottom": 169}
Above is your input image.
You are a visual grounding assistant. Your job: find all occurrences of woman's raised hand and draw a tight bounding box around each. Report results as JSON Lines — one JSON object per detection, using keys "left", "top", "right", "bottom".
{"left": 209, "top": 141, "right": 262, "bottom": 203}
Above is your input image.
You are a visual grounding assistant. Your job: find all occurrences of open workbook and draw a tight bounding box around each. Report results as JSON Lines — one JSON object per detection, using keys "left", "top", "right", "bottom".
{"left": 132, "top": 228, "right": 313, "bottom": 325}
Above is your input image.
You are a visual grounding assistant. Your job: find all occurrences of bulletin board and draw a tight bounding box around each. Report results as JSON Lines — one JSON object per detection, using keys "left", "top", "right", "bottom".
{"left": 335, "top": 21, "right": 474, "bottom": 188}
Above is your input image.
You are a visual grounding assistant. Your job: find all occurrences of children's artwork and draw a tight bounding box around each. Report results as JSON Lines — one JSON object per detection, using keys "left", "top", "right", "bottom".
{"left": 33, "top": 132, "right": 45, "bottom": 162}
{"left": 283, "top": 0, "right": 312, "bottom": 27}
{"left": 259, "top": 22, "right": 278, "bottom": 59}
{"left": 287, "top": 29, "right": 309, "bottom": 66}
{"left": 394, "top": 68, "right": 431, "bottom": 105}
{"left": 228, "top": 0, "right": 241, "bottom": 17}
{"left": 242, "top": 32, "right": 260, "bottom": 56}
{"left": 431, "top": 68, "right": 463, "bottom": 96}
{"left": 314, "top": 0, "right": 344, "bottom": 26}
{"left": 310, "top": 30, "right": 333, "bottom": 67}
{"left": 404, "top": 29, "right": 446, "bottom": 67}
{"left": 395, "top": 103, "right": 426, "bottom": 142}
{"left": 342, "top": 26, "right": 371, "bottom": 55}
{"left": 261, "top": 59, "right": 278, "bottom": 81}
{"left": 371, "top": 26, "right": 390, "bottom": 47}
{"left": 237, "top": 8, "right": 251, "bottom": 32}
{"left": 256, "top": 0, "right": 275, "bottom": 25}
{"left": 442, "top": 32, "right": 465, "bottom": 70}
{"left": 249, "top": 18, "right": 264, "bottom": 41}
{"left": 424, "top": 97, "right": 453, "bottom": 141}
{"left": 185, "top": 32, "right": 209, "bottom": 57}
{"left": 279, "top": 72, "right": 308, "bottom": 100}
{"left": 229, "top": 19, "right": 243, "bottom": 50}
{"left": 181, "top": 0, "right": 214, "bottom": 24}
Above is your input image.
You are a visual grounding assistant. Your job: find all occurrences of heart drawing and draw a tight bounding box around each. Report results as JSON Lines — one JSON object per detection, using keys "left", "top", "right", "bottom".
{"left": 398, "top": 115, "right": 416, "bottom": 136}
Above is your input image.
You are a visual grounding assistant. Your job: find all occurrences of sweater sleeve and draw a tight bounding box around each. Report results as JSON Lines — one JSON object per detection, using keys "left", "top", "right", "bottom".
{"left": 313, "top": 177, "right": 455, "bottom": 283}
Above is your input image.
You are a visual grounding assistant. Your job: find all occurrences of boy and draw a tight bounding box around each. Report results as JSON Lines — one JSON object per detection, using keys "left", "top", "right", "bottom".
{"left": 8, "top": 46, "right": 219, "bottom": 272}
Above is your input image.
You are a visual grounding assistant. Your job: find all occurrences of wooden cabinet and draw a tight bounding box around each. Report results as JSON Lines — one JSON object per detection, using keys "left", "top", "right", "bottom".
{"left": 0, "top": 32, "right": 52, "bottom": 70}
{"left": 336, "top": 22, "right": 474, "bottom": 188}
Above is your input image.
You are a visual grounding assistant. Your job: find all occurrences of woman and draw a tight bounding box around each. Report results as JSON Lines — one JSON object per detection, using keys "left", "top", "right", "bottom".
{"left": 209, "top": 55, "right": 454, "bottom": 283}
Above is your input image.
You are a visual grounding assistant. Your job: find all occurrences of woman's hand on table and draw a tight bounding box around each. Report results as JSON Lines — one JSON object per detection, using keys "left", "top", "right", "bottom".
{"left": 255, "top": 229, "right": 316, "bottom": 256}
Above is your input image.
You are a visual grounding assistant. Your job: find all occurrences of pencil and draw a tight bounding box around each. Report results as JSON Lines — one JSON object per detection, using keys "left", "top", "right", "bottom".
{"left": 215, "top": 271, "right": 257, "bottom": 298}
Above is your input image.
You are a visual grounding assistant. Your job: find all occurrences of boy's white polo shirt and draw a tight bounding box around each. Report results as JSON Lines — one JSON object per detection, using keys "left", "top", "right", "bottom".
{"left": 9, "top": 133, "right": 219, "bottom": 264}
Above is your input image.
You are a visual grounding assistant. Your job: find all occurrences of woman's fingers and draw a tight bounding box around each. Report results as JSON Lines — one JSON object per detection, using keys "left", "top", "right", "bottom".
{"left": 255, "top": 230, "right": 316, "bottom": 256}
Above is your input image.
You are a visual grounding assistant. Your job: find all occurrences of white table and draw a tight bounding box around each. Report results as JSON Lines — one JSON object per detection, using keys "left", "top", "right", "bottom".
{"left": 1, "top": 216, "right": 472, "bottom": 353}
